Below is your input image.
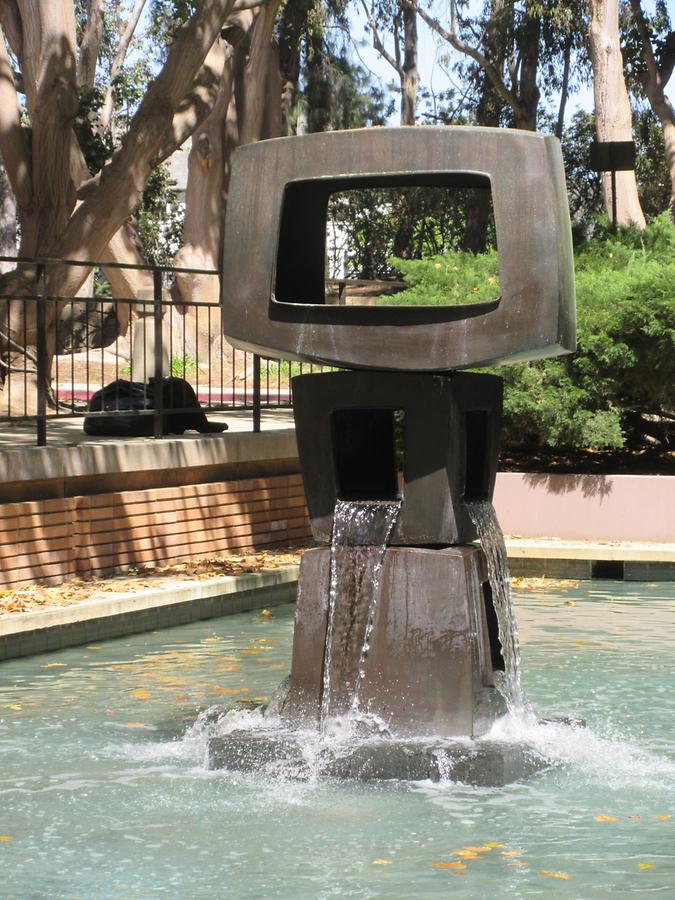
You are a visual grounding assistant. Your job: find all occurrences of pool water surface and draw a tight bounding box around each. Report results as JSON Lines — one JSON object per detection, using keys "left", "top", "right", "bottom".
{"left": 1, "top": 580, "right": 674, "bottom": 897}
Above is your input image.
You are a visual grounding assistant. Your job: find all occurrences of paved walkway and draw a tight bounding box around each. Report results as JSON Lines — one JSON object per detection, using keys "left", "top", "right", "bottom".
{"left": 0, "top": 408, "right": 295, "bottom": 448}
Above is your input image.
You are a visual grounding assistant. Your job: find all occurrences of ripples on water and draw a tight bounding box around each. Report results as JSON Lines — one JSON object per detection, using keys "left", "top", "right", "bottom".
{"left": 1, "top": 582, "right": 674, "bottom": 896}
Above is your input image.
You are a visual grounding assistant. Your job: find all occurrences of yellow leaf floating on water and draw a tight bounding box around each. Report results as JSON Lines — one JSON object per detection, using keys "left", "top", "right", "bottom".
{"left": 430, "top": 862, "right": 466, "bottom": 871}
{"left": 371, "top": 859, "right": 392, "bottom": 865}
{"left": 485, "top": 842, "right": 505, "bottom": 848}
{"left": 655, "top": 815, "right": 672, "bottom": 821}
{"left": 464, "top": 845, "right": 493, "bottom": 853}
{"left": 6, "top": 704, "right": 22, "bottom": 711}
{"left": 502, "top": 850, "right": 523, "bottom": 857}
{"left": 132, "top": 690, "right": 151, "bottom": 700}
{"left": 126, "top": 722, "right": 146, "bottom": 728}
{"left": 595, "top": 815, "right": 620, "bottom": 822}
{"left": 260, "top": 609, "right": 274, "bottom": 618}
{"left": 0, "top": 836, "right": 12, "bottom": 842}
{"left": 638, "top": 863, "right": 656, "bottom": 870}
{"left": 540, "top": 870, "right": 571, "bottom": 880}
{"left": 201, "top": 636, "right": 221, "bottom": 643}
{"left": 40, "top": 663, "right": 66, "bottom": 668}
{"left": 454, "top": 850, "right": 481, "bottom": 859}
{"left": 508, "top": 861, "right": 528, "bottom": 868}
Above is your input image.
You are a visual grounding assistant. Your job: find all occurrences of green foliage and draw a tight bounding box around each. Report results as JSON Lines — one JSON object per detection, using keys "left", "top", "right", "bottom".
{"left": 171, "top": 352, "right": 197, "bottom": 379}
{"left": 73, "top": 86, "right": 114, "bottom": 175}
{"left": 329, "top": 187, "right": 497, "bottom": 280}
{"left": 385, "top": 250, "right": 500, "bottom": 306}
{"left": 135, "top": 164, "right": 184, "bottom": 266}
{"left": 376, "top": 216, "right": 675, "bottom": 451}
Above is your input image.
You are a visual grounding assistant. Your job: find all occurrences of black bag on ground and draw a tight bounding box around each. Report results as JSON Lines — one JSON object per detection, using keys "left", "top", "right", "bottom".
{"left": 83, "top": 377, "right": 227, "bottom": 436}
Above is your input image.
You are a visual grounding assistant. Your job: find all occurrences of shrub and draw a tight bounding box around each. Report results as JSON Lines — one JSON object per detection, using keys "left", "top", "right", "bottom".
{"left": 385, "top": 214, "right": 675, "bottom": 451}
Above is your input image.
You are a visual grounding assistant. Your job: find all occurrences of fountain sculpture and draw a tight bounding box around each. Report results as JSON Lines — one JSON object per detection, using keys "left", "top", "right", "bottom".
{"left": 211, "top": 127, "right": 576, "bottom": 784}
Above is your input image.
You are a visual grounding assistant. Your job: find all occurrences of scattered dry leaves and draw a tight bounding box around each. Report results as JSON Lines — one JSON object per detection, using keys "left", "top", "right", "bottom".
{"left": 0, "top": 549, "right": 304, "bottom": 617}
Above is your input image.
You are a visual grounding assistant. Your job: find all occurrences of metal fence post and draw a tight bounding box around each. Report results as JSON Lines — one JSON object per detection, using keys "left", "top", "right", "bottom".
{"left": 36, "top": 263, "right": 47, "bottom": 446}
{"left": 153, "top": 268, "right": 164, "bottom": 438}
{"left": 253, "top": 353, "right": 261, "bottom": 433}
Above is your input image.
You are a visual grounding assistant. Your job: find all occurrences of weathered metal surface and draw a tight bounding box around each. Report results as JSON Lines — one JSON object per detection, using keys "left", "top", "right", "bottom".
{"left": 283, "top": 545, "right": 506, "bottom": 738}
{"left": 292, "top": 370, "right": 502, "bottom": 545}
{"left": 221, "top": 126, "right": 576, "bottom": 371}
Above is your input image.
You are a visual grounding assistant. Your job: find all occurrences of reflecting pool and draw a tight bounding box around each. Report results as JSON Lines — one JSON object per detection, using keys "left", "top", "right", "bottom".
{"left": 1, "top": 580, "right": 674, "bottom": 897}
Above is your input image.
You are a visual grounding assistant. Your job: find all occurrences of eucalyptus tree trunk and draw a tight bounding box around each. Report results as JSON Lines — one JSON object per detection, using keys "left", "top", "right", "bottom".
{"left": 588, "top": 0, "right": 646, "bottom": 227}
{"left": 0, "top": 160, "right": 16, "bottom": 273}
{"left": 0, "top": 0, "right": 236, "bottom": 413}
{"left": 628, "top": 0, "right": 675, "bottom": 217}
{"left": 400, "top": 6, "right": 420, "bottom": 126}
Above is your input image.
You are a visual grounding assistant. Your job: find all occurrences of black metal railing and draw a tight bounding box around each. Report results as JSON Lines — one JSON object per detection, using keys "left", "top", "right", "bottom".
{"left": 0, "top": 256, "right": 328, "bottom": 445}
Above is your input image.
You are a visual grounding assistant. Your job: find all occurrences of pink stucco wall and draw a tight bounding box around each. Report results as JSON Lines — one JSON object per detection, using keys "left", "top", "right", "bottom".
{"left": 492, "top": 473, "right": 674, "bottom": 542}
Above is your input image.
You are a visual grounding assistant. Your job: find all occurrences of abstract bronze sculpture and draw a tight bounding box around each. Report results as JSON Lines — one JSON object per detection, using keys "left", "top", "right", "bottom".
{"left": 213, "top": 127, "right": 576, "bottom": 782}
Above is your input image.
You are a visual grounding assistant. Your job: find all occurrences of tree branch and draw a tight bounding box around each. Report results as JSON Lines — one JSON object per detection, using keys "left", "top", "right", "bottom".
{"left": 359, "top": 0, "right": 402, "bottom": 76}
{"left": 42, "top": 0, "right": 236, "bottom": 298}
{"left": 77, "top": 0, "right": 105, "bottom": 88}
{"left": 0, "top": 0, "right": 23, "bottom": 60}
{"left": 407, "top": 0, "right": 525, "bottom": 121}
{"left": 98, "top": 0, "right": 148, "bottom": 131}
{"left": 0, "top": 23, "right": 32, "bottom": 211}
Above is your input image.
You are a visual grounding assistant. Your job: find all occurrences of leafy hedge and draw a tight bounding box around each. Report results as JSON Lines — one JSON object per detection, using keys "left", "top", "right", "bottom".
{"left": 386, "top": 215, "right": 675, "bottom": 450}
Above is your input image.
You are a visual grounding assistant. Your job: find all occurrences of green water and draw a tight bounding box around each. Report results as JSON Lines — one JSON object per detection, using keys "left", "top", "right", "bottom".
{"left": 1, "top": 581, "right": 675, "bottom": 898}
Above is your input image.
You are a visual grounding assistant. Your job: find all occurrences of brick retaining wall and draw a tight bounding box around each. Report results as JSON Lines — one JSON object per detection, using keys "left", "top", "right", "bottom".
{"left": 2, "top": 473, "right": 311, "bottom": 587}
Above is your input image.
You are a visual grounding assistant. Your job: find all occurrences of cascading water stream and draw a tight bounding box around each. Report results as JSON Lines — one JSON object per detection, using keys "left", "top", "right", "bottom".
{"left": 466, "top": 499, "right": 529, "bottom": 716}
{"left": 320, "top": 500, "right": 401, "bottom": 731}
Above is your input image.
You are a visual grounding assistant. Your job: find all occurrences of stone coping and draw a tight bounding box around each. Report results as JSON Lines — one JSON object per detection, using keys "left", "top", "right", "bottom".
{"left": 504, "top": 538, "right": 675, "bottom": 562}
{"left": 0, "top": 566, "right": 299, "bottom": 661}
{"left": 0, "top": 421, "right": 298, "bottom": 483}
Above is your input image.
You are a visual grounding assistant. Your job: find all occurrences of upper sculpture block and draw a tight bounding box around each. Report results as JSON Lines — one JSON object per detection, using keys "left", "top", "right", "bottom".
{"left": 221, "top": 127, "right": 576, "bottom": 371}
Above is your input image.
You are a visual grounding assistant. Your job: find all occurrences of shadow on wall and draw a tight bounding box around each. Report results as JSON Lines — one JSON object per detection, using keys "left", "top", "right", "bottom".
{"left": 523, "top": 473, "right": 614, "bottom": 500}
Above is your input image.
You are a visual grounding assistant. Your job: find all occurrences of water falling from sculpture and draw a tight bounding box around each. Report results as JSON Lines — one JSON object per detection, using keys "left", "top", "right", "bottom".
{"left": 212, "top": 126, "right": 576, "bottom": 783}
{"left": 321, "top": 500, "right": 401, "bottom": 729}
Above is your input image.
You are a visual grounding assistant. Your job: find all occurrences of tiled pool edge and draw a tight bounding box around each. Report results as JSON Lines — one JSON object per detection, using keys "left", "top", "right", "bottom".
{"left": 0, "top": 567, "right": 299, "bottom": 662}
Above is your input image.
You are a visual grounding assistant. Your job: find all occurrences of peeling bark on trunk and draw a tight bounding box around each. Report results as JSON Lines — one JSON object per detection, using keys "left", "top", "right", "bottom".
{"left": 589, "top": 0, "right": 646, "bottom": 227}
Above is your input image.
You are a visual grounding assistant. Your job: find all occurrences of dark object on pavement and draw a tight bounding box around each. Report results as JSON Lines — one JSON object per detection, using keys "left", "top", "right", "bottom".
{"left": 83, "top": 377, "right": 228, "bottom": 437}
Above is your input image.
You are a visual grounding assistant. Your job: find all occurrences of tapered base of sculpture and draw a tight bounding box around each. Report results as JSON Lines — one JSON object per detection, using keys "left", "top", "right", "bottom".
{"left": 283, "top": 544, "right": 506, "bottom": 737}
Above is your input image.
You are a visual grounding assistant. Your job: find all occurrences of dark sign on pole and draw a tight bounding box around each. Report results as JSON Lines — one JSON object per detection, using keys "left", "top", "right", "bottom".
{"left": 589, "top": 140, "right": 637, "bottom": 228}
{"left": 589, "top": 140, "right": 636, "bottom": 172}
